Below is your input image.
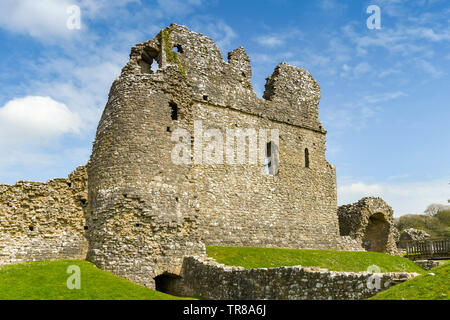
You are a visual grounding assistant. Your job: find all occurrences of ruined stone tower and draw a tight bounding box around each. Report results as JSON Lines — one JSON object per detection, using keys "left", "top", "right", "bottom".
{"left": 87, "top": 24, "right": 361, "bottom": 287}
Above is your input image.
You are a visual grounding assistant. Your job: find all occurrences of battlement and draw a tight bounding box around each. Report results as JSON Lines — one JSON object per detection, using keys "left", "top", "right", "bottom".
{"left": 119, "top": 24, "right": 324, "bottom": 132}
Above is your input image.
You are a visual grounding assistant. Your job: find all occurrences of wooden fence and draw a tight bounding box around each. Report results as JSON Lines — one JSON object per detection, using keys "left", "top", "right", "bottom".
{"left": 402, "top": 239, "right": 450, "bottom": 260}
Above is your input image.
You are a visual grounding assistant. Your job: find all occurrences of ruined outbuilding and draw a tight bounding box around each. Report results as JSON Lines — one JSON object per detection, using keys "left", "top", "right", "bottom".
{"left": 397, "top": 228, "right": 431, "bottom": 249}
{"left": 338, "top": 197, "right": 399, "bottom": 255}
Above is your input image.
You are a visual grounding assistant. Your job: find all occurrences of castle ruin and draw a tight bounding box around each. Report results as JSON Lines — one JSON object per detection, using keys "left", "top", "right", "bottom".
{"left": 0, "top": 24, "right": 399, "bottom": 290}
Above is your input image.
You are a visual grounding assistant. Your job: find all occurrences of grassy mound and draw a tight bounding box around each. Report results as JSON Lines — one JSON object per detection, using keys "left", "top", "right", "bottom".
{"left": 370, "top": 261, "right": 450, "bottom": 300}
{"left": 206, "top": 246, "right": 426, "bottom": 274}
{"left": 0, "top": 260, "right": 187, "bottom": 300}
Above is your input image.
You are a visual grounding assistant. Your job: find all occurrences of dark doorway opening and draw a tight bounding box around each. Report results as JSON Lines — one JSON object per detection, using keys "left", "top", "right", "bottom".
{"left": 362, "top": 212, "right": 390, "bottom": 252}
{"left": 154, "top": 273, "right": 182, "bottom": 295}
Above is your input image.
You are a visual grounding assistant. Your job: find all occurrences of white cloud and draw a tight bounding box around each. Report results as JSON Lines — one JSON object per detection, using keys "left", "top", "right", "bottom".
{"left": 322, "top": 90, "right": 406, "bottom": 132}
{"left": 417, "top": 59, "right": 445, "bottom": 78}
{"left": 0, "top": 0, "right": 147, "bottom": 40}
{"left": 342, "top": 23, "right": 450, "bottom": 58}
{"left": 376, "top": 0, "right": 448, "bottom": 18}
{"left": 319, "top": 0, "right": 346, "bottom": 11}
{"left": 339, "top": 182, "right": 383, "bottom": 196}
{"left": 340, "top": 62, "right": 372, "bottom": 78}
{"left": 0, "top": 146, "right": 91, "bottom": 183}
{"left": 254, "top": 29, "right": 303, "bottom": 48}
{"left": 338, "top": 180, "right": 450, "bottom": 216}
{"left": 377, "top": 68, "right": 401, "bottom": 78}
{"left": 374, "top": 0, "right": 408, "bottom": 17}
{"left": 188, "top": 17, "right": 237, "bottom": 51}
{"left": 0, "top": 0, "right": 75, "bottom": 39}
{"left": 256, "top": 35, "right": 285, "bottom": 47}
{"left": 79, "top": 0, "right": 141, "bottom": 16}
{"left": 0, "top": 96, "right": 82, "bottom": 144}
{"left": 407, "top": 27, "right": 450, "bottom": 42}
{"left": 0, "top": 0, "right": 210, "bottom": 184}
{"left": 362, "top": 91, "right": 407, "bottom": 104}
{"left": 156, "top": 0, "right": 203, "bottom": 16}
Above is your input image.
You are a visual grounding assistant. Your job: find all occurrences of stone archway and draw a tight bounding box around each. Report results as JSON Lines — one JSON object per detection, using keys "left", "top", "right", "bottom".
{"left": 362, "top": 212, "right": 390, "bottom": 252}
{"left": 338, "top": 197, "right": 398, "bottom": 255}
{"left": 153, "top": 272, "right": 183, "bottom": 296}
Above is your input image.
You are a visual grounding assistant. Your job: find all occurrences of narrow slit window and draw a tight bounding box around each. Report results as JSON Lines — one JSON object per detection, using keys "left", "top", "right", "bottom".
{"left": 170, "top": 102, "right": 178, "bottom": 120}
{"left": 305, "top": 148, "right": 310, "bottom": 168}
{"left": 265, "top": 141, "right": 279, "bottom": 175}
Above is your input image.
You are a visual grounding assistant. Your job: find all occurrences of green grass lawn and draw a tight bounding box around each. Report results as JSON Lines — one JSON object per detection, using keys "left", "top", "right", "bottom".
{"left": 1, "top": 249, "right": 441, "bottom": 300}
{"left": 370, "top": 261, "right": 450, "bottom": 300}
{"left": 206, "top": 246, "right": 426, "bottom": 274}
{"left": 0, "top": 260, "right": 188, "bottom": 300}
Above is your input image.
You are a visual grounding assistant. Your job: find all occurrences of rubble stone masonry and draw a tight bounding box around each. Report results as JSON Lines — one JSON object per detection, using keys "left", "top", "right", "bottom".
{"left": 0, "top": 25, "right": 405, "bottom": 294}
{"left": 87, "top": 24, "right": 362, "bottom": 287}
{"left": 0, "top": 166, "right": 88, "bottom": 265}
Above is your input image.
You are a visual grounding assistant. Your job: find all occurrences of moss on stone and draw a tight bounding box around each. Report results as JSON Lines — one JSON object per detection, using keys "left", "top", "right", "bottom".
{"left": 158, "top": 27, "right": 186, "bottom": 78}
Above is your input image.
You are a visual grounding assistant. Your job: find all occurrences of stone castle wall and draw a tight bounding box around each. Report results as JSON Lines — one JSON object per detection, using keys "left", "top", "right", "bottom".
{"left": 86, "top": 29, "right": 206, "bottom": 287}
{"left": 0, "top": 166, "right": 88, "bottom": 265}
{"left": 87, "top": 24, "right": 362, "bottom": 287}
{"left": 168, "top": 256, "right": 419, "bottom": 300}
{"left": 192, "top": 102, "right": 357, "bottom": 250}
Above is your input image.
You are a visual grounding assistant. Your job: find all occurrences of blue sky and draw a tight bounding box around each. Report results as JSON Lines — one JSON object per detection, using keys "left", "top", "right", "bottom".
{"left": 0, "top": 0, "right": 449, "bottom": 216}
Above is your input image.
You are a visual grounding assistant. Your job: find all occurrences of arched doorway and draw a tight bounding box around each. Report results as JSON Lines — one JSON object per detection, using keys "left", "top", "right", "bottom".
{"left": 362, "top": 212, "right": 390, "bottom": 252}
{"left": 153, "top": 272, "right": 182, "bottom": 295}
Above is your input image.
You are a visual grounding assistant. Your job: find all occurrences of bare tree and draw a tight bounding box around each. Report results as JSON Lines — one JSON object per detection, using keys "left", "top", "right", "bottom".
{"left": 425, "top": 203, "right": 450, "bottom": 216}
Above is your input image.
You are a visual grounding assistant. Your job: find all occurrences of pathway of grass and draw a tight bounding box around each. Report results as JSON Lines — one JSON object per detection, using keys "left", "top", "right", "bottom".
{"left": 206, "top": 246, "right": 426, "bottom": 274}
{"left": 0, "top": 260, "right": 188, "bottom": 300}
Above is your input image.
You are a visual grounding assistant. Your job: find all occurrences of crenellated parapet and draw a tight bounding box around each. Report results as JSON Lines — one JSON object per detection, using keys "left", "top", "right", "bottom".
{"left": 117, "top": 24, "right": 324, "bottom": 132}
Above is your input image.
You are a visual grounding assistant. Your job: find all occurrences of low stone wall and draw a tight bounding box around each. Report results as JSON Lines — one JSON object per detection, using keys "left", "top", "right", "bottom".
{"left": 0, "top": 166, "right": 88, "bottom": 265}
{"left": 171, "top": 256, "right": 419, "bottom": 300}
{"left": 414, "top": 260, "right": 443, "bottom": 270}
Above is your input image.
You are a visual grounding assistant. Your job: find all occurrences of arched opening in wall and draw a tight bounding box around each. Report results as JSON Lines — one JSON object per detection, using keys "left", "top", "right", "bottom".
{"left": 154, "top": 273, "right": 182, "bottom": 296}
{"left": 362, "top": 212, "right": 390, "bottom": 253}
{"left": 150, "top": 59, "right": 159, "bottom": 72}
{"left": 139, "top": 47, "right": 160, "bottom": 74}
{"left": 305, "top": 148, "right": 310, "bottom": 168}
{"left": 173, "top": 44, "right": 183, "bottom": 54}
{"left": 265, "top": 141, "right": 279, "bottom": 175}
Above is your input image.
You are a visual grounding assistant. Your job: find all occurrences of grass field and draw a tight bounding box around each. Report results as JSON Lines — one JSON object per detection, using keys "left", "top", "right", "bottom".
{"left": 206, "top": 246, "right": 427, "bottom": 274}
{"left": 1, "top": 248, "right": 443, "bottom": 300}
{"left": 370, "top": 261, "right": 450, "bottom": 300}
{"left": 0, "top": 260, "right": 187, "bottom": 300}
